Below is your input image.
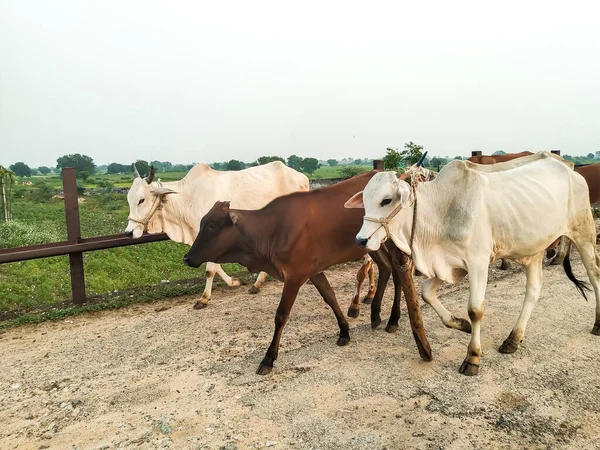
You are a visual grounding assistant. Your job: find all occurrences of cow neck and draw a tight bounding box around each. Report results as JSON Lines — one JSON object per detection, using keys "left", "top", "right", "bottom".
{"left": 232, "top": 208, "right": 277, "bottom": 261}
{"left": 146, "top": 179, "right": 184, "bottom": 234}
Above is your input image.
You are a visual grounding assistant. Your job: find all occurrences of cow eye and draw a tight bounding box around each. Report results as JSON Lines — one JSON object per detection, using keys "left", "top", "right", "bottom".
{"left": 380, "top": 198, "right": 392, "bottom": 207}
{"left": 206, "top": 223, "right": 217, "bottom": 233}
{"left": 138, "top": 198, "right": 145, "bottom": 205}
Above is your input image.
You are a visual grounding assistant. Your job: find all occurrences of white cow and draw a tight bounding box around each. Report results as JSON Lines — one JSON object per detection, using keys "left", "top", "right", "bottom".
{"left": 346, "top": 151, "right": 600, "bottom": 375}
{"left": 125, "top": 161, "right": 309, "bottom": 308}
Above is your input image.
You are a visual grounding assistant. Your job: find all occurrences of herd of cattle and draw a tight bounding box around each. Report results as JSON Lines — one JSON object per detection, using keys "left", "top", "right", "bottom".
{"left": 124, "top": 152, "right": 600, "bottom": 376}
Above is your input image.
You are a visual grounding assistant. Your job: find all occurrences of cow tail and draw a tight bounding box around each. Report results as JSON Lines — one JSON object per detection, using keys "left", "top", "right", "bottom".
{"left": 563, "top": 249, "right": 592, "bottom": 301}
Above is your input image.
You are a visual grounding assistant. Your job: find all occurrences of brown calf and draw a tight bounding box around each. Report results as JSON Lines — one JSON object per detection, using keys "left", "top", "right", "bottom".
{"left": 183, "top": 171, "right": 432, "bottom": 374}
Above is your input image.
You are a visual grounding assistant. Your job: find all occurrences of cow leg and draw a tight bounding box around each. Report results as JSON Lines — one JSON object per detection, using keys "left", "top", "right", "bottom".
{"left": 422, "top": 278, "right": 471, "bottom": 333}
{"left": 570, "top": 237, "right": 600, "bottom": 334}
{"left": 213, "top": 263, "right": 242, "bottom": 287}
{"left": 459, "top": 265, "right": 489, "bottom": 376}
{"left": 390, "top": 250, "right": 433, "bottom": 361}
{"left": 194, "top": 263, "right": 218, "bottom": 309}
{"left": 257, "top": 279, "right": 304, "bottom": 375}
{"left": 310, "top": 272, "right": 351, "bottom": 346}
{"left": 348, "top": 257, "right": 371, "bottom": 318}
{"left": 368, "top": 250, "right": 392, "bottom": 330}
{"left": 248, "top": 271, "right": 268, "bottom": 294}
{"left": 499, "top": 259, "right": 510, "bottom": 270}
{"left": 363, "top": 257, "right": 376, "bottom": 304}
{"left": 195, "top": 263, "right": 244, "bottom": 309}
{"left": 499, "top": 253, "right": 544, "bottom": 354}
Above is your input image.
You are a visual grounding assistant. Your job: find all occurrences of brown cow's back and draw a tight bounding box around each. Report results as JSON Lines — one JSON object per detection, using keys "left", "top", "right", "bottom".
{"left": 262, "top": 171, "right": 378, "bottom": 274}
{"left": 575, "top": 164, "right": 600, "bottom": 206}
{"left": 468, "top": 151, "right": 533, "bottom": 165}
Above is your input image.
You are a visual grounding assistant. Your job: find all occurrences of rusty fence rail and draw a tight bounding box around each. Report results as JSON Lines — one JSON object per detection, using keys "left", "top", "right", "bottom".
{"left": 0, "top": 161, "right": 386, "bottom": 306}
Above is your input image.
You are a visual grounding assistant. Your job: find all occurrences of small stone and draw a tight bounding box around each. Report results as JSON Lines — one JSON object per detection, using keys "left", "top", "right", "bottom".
{"left": 265, "top": 441, "right": 278, "bottom": 447}
{"left": 11, "top": 383, "right": 21, "bottom": 390}
{"left": 205, "top": 427, "right": 214, "bottom": 434}
{"left": 160, "top": 422, "right": 170, "bottom": 435}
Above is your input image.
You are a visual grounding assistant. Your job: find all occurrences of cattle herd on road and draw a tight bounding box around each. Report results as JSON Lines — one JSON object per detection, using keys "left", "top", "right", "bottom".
{"left": 125, "top": 152, "right": 600, "bottom": 376}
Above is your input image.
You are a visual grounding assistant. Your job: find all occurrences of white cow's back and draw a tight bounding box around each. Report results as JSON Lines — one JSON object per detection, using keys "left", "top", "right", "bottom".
{"left": 148, "top": 162, "right": 309, "bottom": 244}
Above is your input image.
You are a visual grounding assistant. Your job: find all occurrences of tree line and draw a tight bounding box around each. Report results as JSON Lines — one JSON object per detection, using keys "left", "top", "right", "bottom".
{"left": 7, "top": 147, "right": 599, "bottom": 179}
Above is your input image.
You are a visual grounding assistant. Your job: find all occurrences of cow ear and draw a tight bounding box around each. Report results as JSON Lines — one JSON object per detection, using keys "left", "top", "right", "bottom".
{"left": 344, "top": 191, "right": 364, "bottom": 209}
{"left": 228, "top": 211, "right": 238, "bottom": 225}
{"left": 398, "top": 182, "right": 414, "bottom": 209}
{"left": 151, "top": 187, "right": 177, "bottom": 196}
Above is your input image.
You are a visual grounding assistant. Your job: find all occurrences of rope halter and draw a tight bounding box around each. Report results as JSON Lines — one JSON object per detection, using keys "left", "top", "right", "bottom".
{"left": 363, "top": 202, "right": 406, "bottom": 243}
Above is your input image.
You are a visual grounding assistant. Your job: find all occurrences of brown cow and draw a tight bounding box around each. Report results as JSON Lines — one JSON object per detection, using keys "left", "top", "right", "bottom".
{"left": 183, "top": 171, "right": 432, "bottom": 374}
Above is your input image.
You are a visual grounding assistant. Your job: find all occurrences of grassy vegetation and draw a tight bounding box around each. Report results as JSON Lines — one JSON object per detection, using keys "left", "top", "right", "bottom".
{"left": 309, "top": 165, "right": 371, "bottom": 179}
{"left": 0, "top": 187, "right": 242, "bottom": 323}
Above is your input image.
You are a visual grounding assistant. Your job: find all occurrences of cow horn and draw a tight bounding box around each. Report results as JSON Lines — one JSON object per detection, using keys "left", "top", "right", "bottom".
{"left": 145, "top": 164, "right": 155, "bottom": 184}
{"left": 132, "top": 163, "right": 140, "bottom": 179}
{"left": 416, "top": 151, "right": 428, "bottom": 167}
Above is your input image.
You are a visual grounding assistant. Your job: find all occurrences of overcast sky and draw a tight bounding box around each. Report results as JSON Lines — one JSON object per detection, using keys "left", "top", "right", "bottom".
{"left": 1, "top": 0, "right": 599, "bottom": 168}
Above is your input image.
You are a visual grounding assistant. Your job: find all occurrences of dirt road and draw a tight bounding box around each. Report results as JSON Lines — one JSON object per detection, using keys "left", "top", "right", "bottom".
{"left": 1, "top": 256, "right": 600, "bottom": 449}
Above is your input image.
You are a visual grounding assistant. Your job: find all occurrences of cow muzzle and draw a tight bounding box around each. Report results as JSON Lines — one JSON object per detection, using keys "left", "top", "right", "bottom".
{"left": 183, "top": 253, "right": 201, "bottom": 268}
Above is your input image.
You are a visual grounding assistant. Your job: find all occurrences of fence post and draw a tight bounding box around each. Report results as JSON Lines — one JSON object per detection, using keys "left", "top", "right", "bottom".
{"left": 471, "top": 151, "right": 482, "bottom": 157}
{"left": 551, "top": 150, "right": 561, "bottom": 155}
{"left": 373, "top": 160, "right": 384, "bottom": 171}
{"left": 62, "top": 168, "right": 86, "bottom": 304}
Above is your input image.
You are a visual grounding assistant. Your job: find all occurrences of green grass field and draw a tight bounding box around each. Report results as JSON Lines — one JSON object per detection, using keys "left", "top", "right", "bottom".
{"left": 0, "top": 188, "right": 242, "bottom": 325}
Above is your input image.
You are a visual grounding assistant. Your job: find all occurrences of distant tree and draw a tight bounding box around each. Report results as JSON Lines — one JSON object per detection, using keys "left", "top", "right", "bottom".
{"left": 383, "top": 148, "right": 403, "bottom": 170}
{"left": 107, "top": 163, "right": 129, "bottom": 174}
{"left": 563, "top": 155, "right": 573, "bottom": 161}
{"left": 97, "top": 164, "right": 108, "bottom": 172}
{"left": 150, "top": 161, "right": 164, "bottom": 172}
{"left": 56, "top": 154, "right": 96, "bottom": 176}
{"left": 339, "top": 166, "right": 364, "bottom": 179}
{"left": 453, "top": 156, "right": 463, "bottom": 160}
{"left": 30, "top": 168, "right": 40, "bottom": 176}
{"left": 257, "top": 156, "right": 285, "bottom": 165}
{"left": 78, "top": 171, "right": 90, "bottom": 181}
{"left": 587, "top": 153, "right": 595, "bottom": 159}
{"left": 134, "top": 160, "right": 150, "bottom": 177}
{"left": 430, "top": 157, "right": 447, "bottom": 168}
{"left": 287, "top": 155, "right": 303, "bottom": 171}
{"left": 403, "top": 141, "right": 424, "bottom": 165}
{"left": 300, "top": 157, "right": 320, "bottom": 175}
{"left": 9, "top": 162, "right": 31, "bottom": 177}
{"left": 327, "top": 159, "right": 338, "bottom": 166}
{"left": 172, "top": 164, "right": 188, "bottom": 172}
{"left": 37, "top": 166, "right": 51, "bottom": 175}
{"left": 492, "top": 150, "right": 506, "bottom": 156}
{"left": 210, "top": 162, "right": 225, "bottom": 170}
{"left": 226, "top": 160, "right": 245, "bottom": 171}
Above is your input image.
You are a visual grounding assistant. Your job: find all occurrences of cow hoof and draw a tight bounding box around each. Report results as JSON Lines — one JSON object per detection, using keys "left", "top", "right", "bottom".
{"left": 592, "top": 323, "right": 600, "bottom": 336}
{"left": 371, "top": 318, "right": 382, "bottom": 330}
{"left": 256, "top": 364, "right": 272, "bottom": 375}
{"left": 193, "top": 301, "right": 209, "bottom": 310}
{"left": 459, "top": 361, "right": 479, "bottom": 376}
{"left": 248, "top": 286, "right": 260, "bottom": 295}
{"left": 337, "top": 336, "right": 350, "bottom": 346}
{"left": 454, "top": 317, "right": 472, "bottom": 334}
{"left": 385, "top": 323, "right": 398, "bottom": 333}
{"left": 361, "top": 296, "right": 373, "bottom": 305}
{"left": 347, "top": 307, "right": 360, "bottom": 318}
{"left": 498, "top": 340, "right": 519, "bottom": 354}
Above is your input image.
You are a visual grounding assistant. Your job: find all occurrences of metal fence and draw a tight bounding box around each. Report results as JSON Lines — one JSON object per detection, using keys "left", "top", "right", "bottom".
{"left": 0, "top": 161, "right": 386, "bottom": 305}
